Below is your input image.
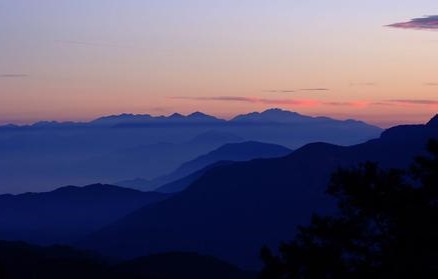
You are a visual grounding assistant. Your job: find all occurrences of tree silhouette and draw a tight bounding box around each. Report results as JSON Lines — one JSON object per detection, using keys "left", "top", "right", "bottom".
{"left": 260, "top": 139, "right": 438, "bottom": 279}
{"left": 0, "top": 263, "right": 7, "bottom": 279}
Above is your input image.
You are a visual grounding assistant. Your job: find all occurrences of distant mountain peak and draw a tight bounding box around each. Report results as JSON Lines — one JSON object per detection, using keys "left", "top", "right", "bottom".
{"left": 91, "top": 113, "right": 153, "bottom": 125}
{"left": 188, "top": 111, "right": 209, "bottom": 117}
{"left": 262, "top": 108, "right": 300, "bottom": 115}
{"left": 169, "top": 113, "right": 184, "bottom": 118}
{"left": 427, "top": 114, "right": 438, "bottom": 126}
{"left": 44, "top": 183, "right": 137, "bottom": 195}
{"left": 90, "top": 111, "right": 225, "bottom": 125}
{"left": 231, "top": 108, "right": 309, "bottom": 123}
{"left": 186, "top": 111, "right": 225, "bottom": 122}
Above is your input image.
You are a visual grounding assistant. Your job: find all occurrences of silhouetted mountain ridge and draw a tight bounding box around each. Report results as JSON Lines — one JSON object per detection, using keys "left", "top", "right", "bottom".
{"left": 232, "top": 108, "right": 308, "bottom": 123}
{"left": 157, "top": 141, "right": 292, "bottom": 192}
{"left": 1, "top": 108, "right": 378, "bottom": 128}
{"left": 78, "top": 115, "right": 437, "bottom": 269}
{"left": 0, "top": 240, "right": 254, "bottom": 279}
{"left": 155, "top": 161, "right": 235, "bottom": 193}
{"left": 231, "top": 108, "right": 369, "bottom": 125}
{"left": 0, "top": 108, "right": 383, "bottom": 193}
{"left": 49, "top": 183, "right": 143, "bottom": 195}
{"left": 91, "top": 111, "right": 225, "bottom": 126}
{"left": 116, "top": 141, "right": 292, "bottom": 192}
{"left": 427, "top": 114, "right": 438, "bottom": 126}
{"left": 0, "top": 184, "right": 170, "bottom": 245}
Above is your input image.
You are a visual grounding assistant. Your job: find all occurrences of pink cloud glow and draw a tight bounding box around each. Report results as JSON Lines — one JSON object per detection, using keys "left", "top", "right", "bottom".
{"left": 170, "top": 96, "right": 321, "bottom": 107}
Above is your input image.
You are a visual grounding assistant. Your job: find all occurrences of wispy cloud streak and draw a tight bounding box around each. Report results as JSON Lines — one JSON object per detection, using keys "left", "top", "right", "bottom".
{"left": 299, "top": 88, "right": 330, "bottom": 91}
{"left": 349, "top": 82, "right": 377, "bottom": 87}
{"left": 264, "top": 88, "right": 329, "bottom": 93}
{"left": 171, "top": 96, "right": 253, "bottom": 102}
{"left": 56, "top": 40, "right": 144, "bottom": 50}
{"left": 387, "top": 99, "right": 438, "bottom": 105}
{"left": 170, "top": 96, "right": 320, "bottom": 106}
{"left": 0, "top": 74, "right": 28, "bottom": 78}
{"left": 263, "top": 90, "right": 295, "bottom": 93}
{"left": 323, "top": 101, "right": 369, "bottom": 108}
{"left": 387, "top": 15, "right": 438, "bottom": 30}
{"left": 172, "top": 95, "right": 438, "bottom": 109}
{"left": 170, "top": 96, "right": 377, "bottom": 109}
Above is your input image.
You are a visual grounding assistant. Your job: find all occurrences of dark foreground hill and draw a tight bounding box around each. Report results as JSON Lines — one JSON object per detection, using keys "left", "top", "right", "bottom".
{"left": 0, "top": 241, "right": 255, "bottom": 279}
{"left": 78, "top": 115, "right": 438, "bottom": 269}
{"left": 0, "top": 184, "right": 169, "bottom": 245}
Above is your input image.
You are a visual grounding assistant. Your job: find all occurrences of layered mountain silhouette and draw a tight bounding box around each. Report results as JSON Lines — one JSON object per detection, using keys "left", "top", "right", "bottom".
{"left": 232, "top": 108, "right": 340, "bottom": 123}
{"left": 78, "top": 116, "right": 437, "bottom": 269}
{"left": 154, "top": 161, "right": 234, "bottom": 193}
{"left": 116, "top": 141, "right": 292, "bottom": 192}
{"left": 0, "top": 109, "right": 381, "bottom": 193}
{"left": 0, "top": 240, "right": 254, "bottom": 279}
{"left": 91, "top": 111, "right": 226, "bottom": 126}
{"left": 0, "top": 184, "right": 169, "bottom": 245}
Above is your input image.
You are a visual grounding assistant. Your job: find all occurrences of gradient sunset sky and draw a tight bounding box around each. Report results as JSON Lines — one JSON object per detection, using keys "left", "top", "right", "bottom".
{"left": 1, "top": 0, "right": 437, "bottom": 127}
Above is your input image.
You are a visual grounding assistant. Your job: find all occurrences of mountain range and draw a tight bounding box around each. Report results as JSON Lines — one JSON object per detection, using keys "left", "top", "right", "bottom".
{"left": 0, "top": 109, "right": 382, "bottom": 193}
{"left": 77, "top": 115, "right": 438, "bottom": 269}
{"left": 1, "top": 109, "right": 376, "bottom": 128}
{"left": 91, "top": 111, "right": 226, "bottom": 126}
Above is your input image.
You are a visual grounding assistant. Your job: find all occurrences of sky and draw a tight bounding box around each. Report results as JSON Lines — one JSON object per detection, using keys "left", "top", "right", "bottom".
{"left": 0, "top": 0, "right": 437, "bottom": 127}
